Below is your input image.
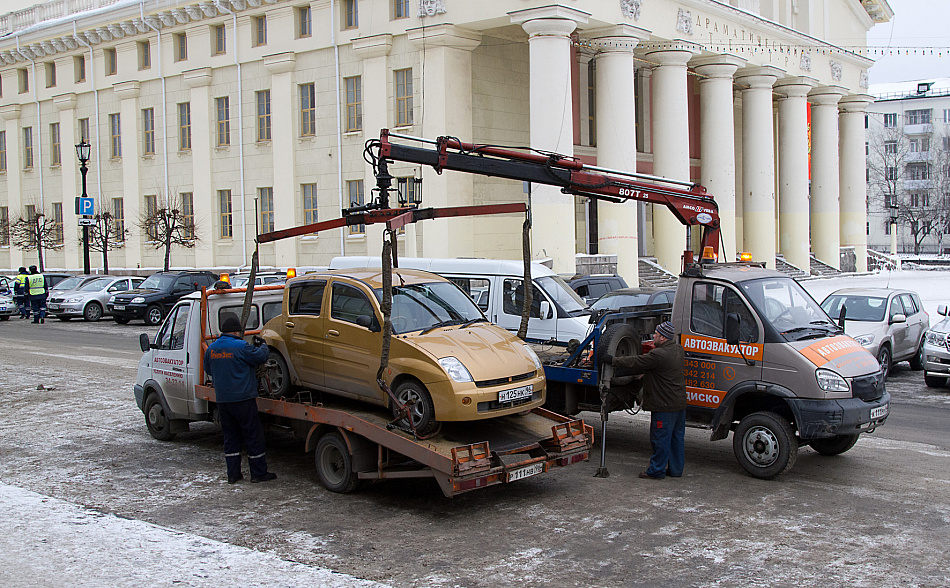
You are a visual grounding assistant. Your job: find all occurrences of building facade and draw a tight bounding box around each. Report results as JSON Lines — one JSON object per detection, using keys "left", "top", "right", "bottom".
{"left": 866, "top": 78, "right": 950, "bottom": 256}
{"left": 0, "top": 0, "right": 890, "bottom": 279}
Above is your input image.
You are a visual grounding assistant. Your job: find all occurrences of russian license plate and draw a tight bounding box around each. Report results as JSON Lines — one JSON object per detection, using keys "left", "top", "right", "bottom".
{"left": 499, "top": 384, "right": 533, "bottom": 403}
{"left": 114, "top": 305, "right": 126, "bottom": 310}
{"left": 0, "top": 306, "right": 6, "bottom": 312}
{"left": 871, "top": 404, "right": 888, "bottom": 420}
{"left": 507, "top": 462, "right": 544, "bottom": 482}
{"left": 48, "top": 304, "right": 60, "bottom": 310}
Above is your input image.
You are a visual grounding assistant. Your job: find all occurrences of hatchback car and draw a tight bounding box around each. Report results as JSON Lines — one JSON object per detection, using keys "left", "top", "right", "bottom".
{"left": 820, "top": 288, "right": 929, "bottom": 378}
{"left": 49, "top": 275, "right": 99, "bottom": 293}
{"left": 261, "top": 268, "right": 546, "bottom": 435}
{"left": 109, "top": 270, "right": 218, "bottom": 325}
{"left": 49, "top": 275, "right": 145, "bottom": 321}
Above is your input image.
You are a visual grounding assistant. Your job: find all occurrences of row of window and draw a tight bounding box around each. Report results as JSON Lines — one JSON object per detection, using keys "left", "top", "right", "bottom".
{"left": 877, "top": 109, "right": 950, "bottom": 129}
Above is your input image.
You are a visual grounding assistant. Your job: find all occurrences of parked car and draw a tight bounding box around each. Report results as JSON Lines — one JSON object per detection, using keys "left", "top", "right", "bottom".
{"left": 42, "top": 272, "right": 76, "bottom": 290}
{"left": 590, "top": 287, "right": 675, "bottom": 312}
{"left": 108, "top": 270, "right": 218, "bottom": 325}
{"left": 820, "top": 288, "right": 929, "bottom": 378}
{"left": 921, "top": 305, "right": 950, "bottom": 388}
{"left": 0, "top": 293, "right": 15, "bottom": 320}
{"left": 49, "top": 275, "right": 100, "bottom": 293}
{"left": 568, "top": 274, "right": 629, "bottom": 304}
{"left": 262, "top": 268, "right": 546, "bottom": 435}
{"left": 49, "top": 275, "right": 146, "bottom": 322}
{"left": 228, "top": 270, "right": 287, "bottom": 288}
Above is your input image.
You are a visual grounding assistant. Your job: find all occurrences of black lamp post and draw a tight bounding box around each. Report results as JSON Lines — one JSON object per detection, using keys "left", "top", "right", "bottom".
{"left": 76, "top": 141, "right": 91, "bottom": 275}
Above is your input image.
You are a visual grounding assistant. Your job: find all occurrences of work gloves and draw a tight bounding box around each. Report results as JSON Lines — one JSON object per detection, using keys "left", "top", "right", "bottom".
{"left": 252, "top": 335, "right": 265, "bottom": 348}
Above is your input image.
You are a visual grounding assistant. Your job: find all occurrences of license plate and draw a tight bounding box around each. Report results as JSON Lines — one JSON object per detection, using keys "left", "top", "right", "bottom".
{"left": 871, "top": 404, "right": 888, "bottom": 420}
{"left": 48, "top": 304, "right": 60, "bottom": 310}
{"left": 0, "top": 306, "right": 6, "bottom": 312}
{"left": 499, "top": 384, "right": 533, "bottom": 403}
{"left": 507, "top": 462, "right": 544, "bottom": 482}
{"left": 114, "top": 305, "right": 126, "bottom": 310}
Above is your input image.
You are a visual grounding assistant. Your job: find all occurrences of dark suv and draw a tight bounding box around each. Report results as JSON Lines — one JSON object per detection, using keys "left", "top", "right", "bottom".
{"left": 108, "top": 270, "right": 217, "bottom": 325}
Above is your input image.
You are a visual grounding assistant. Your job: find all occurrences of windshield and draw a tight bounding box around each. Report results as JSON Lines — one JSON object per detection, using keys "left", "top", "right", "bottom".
{"left": 52, "top": 276, "right": 86, "bottom": 291}
{"left": 820, "top": 295, "right": 887, "bottom": 323}
{"left": 231, "top": 276, "right": 250, "bottom": 287}
{"left": 592, "top": 292, "right": 654, "bottom": 311}
{"left": 139, "top": 274, "right": 175, "bottom": 290}
{"left": 375, "top": 281, "right": 484, "bottom": 334}
{"left": 78, "top": 277, "right": 113, "bottom": 292}
{"left": 738, "top": 277, "right": 838, "bottom": 341}
{"left": 537, "top": 275, "right": 589, "bottom": 315}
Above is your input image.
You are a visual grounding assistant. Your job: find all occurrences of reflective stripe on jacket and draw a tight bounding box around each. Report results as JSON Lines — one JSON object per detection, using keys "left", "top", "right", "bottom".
{"left": 14, "top": 274, "right": 29, "bottom": 295}
{"left": 28, "top": 274, "right": 46, "bottom": 296}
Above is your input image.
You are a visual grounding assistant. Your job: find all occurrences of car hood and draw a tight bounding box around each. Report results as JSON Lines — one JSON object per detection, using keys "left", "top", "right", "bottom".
{"left": 405, "top": 323, "right": 535, "bottom": 380}
{"left": 114, "top": 288, "right": 161, "bottom": 299}
{"left": 930, "top": 317, "right": 950, "bottom": 333}
{"left": 791, "top": 335, "right": 881, "bottom": 377}
{"left": 840, "top": 320, "right": 885, "bottom": 339}
{"left": 51, "top": 289, "right": 99, "bottom": 300}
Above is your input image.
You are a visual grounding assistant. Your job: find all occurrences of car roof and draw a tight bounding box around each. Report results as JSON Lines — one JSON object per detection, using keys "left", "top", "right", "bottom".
{"left": 330, "top": 256, "right": 559, "bottom": 277}
{"left": 827, "top": 288, "right": 908, "bottom": 297}
{"left": 602, "top": 287, "right": 670, "bottom": 296}
{"left": 293, "top": 267, "right": 448, "bottom": 289}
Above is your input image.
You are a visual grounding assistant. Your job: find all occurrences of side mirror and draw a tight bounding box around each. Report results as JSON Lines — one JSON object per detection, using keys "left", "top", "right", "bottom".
{"left": 356, "top": 315, "right": 380, "bottom": 332}
{"left": 725, "top": 312, "right": 741, "bottom": 346}
{"left": 837, "top": 305, "right": 848, "bottom": 329}
{"left": 539, "top": 300, "right": 551, "bottom": 319}
{"left": 890, "top": 313, "right": 906, "bottom": 324}
{"left": 139, "top": 333, "right": 150, "bottom": 353}
{"left": 939, "top": 305, "right": 947, "bottom": 316}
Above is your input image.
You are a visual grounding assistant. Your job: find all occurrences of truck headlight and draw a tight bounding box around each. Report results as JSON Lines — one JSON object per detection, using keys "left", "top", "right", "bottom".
{"left": 438, "top": 357, "right": 473, "bottom": 383}
{"left": 816, "top": 369, "right": 850, "bottom": 393}
{"left": 853, "top": 334, "right": 874, "bottom": 346}
{"left": 131, "top": 297, "right": 145, "bottom": 304}
{"left": 926, "top": 331, "right": 947, "bottom": 347}
{"left": 523, "top": 344, "right": 543, "bottom": 370}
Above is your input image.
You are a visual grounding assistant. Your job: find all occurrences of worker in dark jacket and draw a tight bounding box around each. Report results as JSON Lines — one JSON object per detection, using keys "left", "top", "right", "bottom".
{"left": 27, "top": 266, "right": 47, "bottom": 324}
{"left": 604, "top": 320, "right": 687, "bottom": 479}
{"left": 204, "top": 316, "right": 276, "bottom": 484}
{"left": 14, "top": 267, "right": 30, "bottom": 319}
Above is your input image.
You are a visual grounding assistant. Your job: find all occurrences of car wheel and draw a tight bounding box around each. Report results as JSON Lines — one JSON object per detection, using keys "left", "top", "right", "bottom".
{"left": 145, "top": 304, "right": 164, "bottom": 326}
{"left": 0, "top": 316, "right": 8, "bottom": 321}
{"left": 809, "top": 434, "right": 860, "bottom": 456}
{"left": 732, "top": 411, "right": 798, "bottom": 479}
{"left": 114, "top": 316, "right": 131, "bottom": 325}
{"left": 83, "top": 302, "right": 103, "bottom": 322}
{"left": 144, "top": 393, "right": 176, "bottom": 441}
{"left": 262, "top": 350, "right": 290, "bottom": 398}
{"left": 877, "top": 345, "right": 892, "bottom": 380}
{"left": 392, "top": 381, "right": 438, "bottom": 436}
{"left": 314, "top": 432, "right": 362, "bottom": 493}
{"left": 909, "top": 340, "right": 925, "bottom": 371}
{"left": 924, "top": 374, "right": 946, "bottom": 388}
{"left": 597, "top": 323, "right": 640, "bottom": 386}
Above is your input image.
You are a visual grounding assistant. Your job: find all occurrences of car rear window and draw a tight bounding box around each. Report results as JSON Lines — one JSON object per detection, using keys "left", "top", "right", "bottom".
{"left": 218, "top": 305, "right": 260, "bottom": 331}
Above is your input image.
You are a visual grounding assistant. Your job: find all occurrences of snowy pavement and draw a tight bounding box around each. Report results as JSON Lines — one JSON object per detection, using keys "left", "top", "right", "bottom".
{"left": 0, "top": 482, "right": 388, "bottom": 588}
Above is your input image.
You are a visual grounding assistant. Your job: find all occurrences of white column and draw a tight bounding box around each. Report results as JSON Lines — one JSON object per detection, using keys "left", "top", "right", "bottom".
{"left": 692, "top": 56, "right": 744, "bottom": 262}
{"left": 511, "top": 6, "right": 589, "bottom": 274}
{"left": 840, "top": 94, "right": 874, "bottom": 273}
{"left": 774, "top": 77, "right": 815, "bottom": 273}
{"left": 408, "top": 25, "right": 481, "bottom": 259}
{"left": 733, "top": 88, "right": 743, "bottom": 252}
{"left": 53, "top": 94, "right": 81, "bottom": 271}
{"left": 809, "top": 86, "right": 846, "bottom": 269}
{"left": 646, "top": 46, "right": 694, "bottom": 272}
{"left": 590, "top": 25, "right": 649, "bottom": 285}
{"left": 735, "top": 66, "right": 781, "bottom": 269}
{"left": 2, "top": 105, "right": 24, "bottom": 270}
{"left": 115, "top": 82, "right": 143, "bottom": 267}
{"left": 264, "top": 53, "right": 298, "bottom": 268}
{"left": 184, "top": 68, "right": 214, "bottom": 269}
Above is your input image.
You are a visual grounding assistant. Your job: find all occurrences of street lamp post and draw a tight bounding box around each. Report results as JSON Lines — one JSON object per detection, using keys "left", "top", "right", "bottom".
{"left": 889, "top": 203, "right": 899, "bottom": 256}
{"left": 76, "top": 141, "right": 91, "bottom": 275}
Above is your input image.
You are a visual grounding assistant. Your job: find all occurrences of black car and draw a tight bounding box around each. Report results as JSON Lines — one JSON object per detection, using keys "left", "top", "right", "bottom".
{"left": 590, "top": 287, "right": 675, "bottom": 311}
{"left": 108, "top": 270, "right": 218, "bottom": 325}
{"left": 569, "top": 274, "right": 629, "bottom": 304}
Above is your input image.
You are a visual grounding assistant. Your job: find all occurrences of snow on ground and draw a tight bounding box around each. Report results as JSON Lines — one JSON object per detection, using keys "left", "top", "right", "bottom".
{"left": 0, "top": 482, "right": 389, "bottom": 588}
{"left": 800, "top": 268, "right": 950, "bottom": 319}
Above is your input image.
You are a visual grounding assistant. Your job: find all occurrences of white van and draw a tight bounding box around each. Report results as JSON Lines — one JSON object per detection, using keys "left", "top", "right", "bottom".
{"left": 329, "top": 256, "right": 593, "bottom": 344}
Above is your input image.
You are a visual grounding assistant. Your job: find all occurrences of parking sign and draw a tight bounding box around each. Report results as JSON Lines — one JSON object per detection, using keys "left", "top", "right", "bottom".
{"left": 79, "top": 197, "right": 95, "bottom": 216}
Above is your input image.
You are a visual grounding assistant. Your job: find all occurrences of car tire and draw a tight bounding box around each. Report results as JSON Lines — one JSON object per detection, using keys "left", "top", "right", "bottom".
{"left": 909, "top": 340, "right": 925, "bottom": 371}
{"left": 314, "top": 432, "right": 362, "bottom": 494}
{"left": 877, "top": 345, "right": 892, "bottom": 380}
{"left": 924, "top": 374, "right": 946, "bottom": 388}
{"left": 0, "top": 316, "right": 8, "bottom": 321}
{"left": 114, "top": 316, "right": 131, "bottom": 325}
{"left": 732, "top": 411, "right": 798, "bottom": 479}
{"left": 262, "top": 350, "right": 290, "bottom": 398}
{"left": 809, "top": 434, "right": 860, "bottom": 456}
{"left": 145, "top": 304, "right": 164, "bottom": 326}
{"left": 83, "top": 302, "right": 103, "bottom": 322}
{"left": 144, "top": 393, "right": 176, "bottom": 441}
{"left": 392, "top": 380, "right": 438, "bottom": 436}
{"left": 597, "top": 323, "right": 640, "bottom": 386}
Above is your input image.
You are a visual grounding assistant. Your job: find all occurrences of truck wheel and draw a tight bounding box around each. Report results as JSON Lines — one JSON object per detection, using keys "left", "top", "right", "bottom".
{"left": 315, "top": 432, "right": 361, "bottom": 493}
{"left": 145, "top": 305, "right": 164, "bottom": 326}
{"left": 114, "top": 316, "right": 130, "bottom": 324}
{"left": 264, "top": 350, "right": 290, "bottom": 397}
{"left": 144, "top": 393, "right": 176, "bottom": 441}
{"left": 392, "top": 381, "right": 438, "bottom": 435}
{"left": 83, "top": 302, "right": 103, "bottom": 322}
{"left": 733, "top": 411, "right": 798, "bottom": 479}
{"left": 597, "top": 323, "right": 640, "bottom": 386}
{"left": 910, "top": 341, "right": 925, "bottom": 371}
{"left": 809, "top": 434, "right": 859, "bottom": 456}
{"left": 924, "top": 374, "right": 946, "bottom": 388}
{"left": 877, "top": 345, "right": 891, "bottom": 380}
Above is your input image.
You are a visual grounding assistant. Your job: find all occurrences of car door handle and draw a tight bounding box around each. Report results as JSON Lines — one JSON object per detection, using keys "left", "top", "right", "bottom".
{"left": 285, "top": 321, "right": 294, "bottom": 328}
{"left": 328, "top": 329, "right": 340, "bottom": 337}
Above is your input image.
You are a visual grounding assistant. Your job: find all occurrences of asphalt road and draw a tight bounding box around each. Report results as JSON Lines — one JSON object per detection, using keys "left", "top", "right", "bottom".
{"left": 1, "top": 317, "right": 949, "bottom": 588}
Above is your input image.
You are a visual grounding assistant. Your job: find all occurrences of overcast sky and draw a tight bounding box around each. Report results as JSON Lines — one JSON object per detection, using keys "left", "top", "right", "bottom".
{"left": 867, "top": 0, "right": 950, "bottom": 84}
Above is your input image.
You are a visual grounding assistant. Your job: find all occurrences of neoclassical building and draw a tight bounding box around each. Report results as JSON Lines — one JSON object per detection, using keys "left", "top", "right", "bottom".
{"left": 0, "top": 0, "right": 891, "bottom": 280}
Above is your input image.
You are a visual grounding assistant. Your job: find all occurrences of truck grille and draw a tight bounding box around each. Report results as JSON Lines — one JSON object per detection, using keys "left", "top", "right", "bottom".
{"left": 474, "top": 371, "right": 535, "bottom": 388}
{"left": 851, "top": 371, "right": 885, "bottom": 402}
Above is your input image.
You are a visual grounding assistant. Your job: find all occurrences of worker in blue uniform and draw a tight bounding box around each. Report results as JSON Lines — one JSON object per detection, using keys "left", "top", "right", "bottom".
{"left": 27, "top": 266, "right": 47, "bottom": 324}
{"left": 14, "top": 267, "right": 30, "bottom": 319}
{"left": 203, "top": 316, "right": 276, "bottom": 484}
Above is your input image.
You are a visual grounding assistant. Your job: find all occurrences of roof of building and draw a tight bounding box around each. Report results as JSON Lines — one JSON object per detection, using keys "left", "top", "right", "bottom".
{"left": 869, "top": 78, "right": 950, "bottom": 101}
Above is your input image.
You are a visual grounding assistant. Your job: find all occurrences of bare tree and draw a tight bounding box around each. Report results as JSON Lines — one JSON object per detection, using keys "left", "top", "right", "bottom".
{"left": 931, "top": 129, "right": 950, "bottom": 254}
{"left": 137, "top": 193, "right": 198, "bottom": 271}
{"left": 9, "top": 209, "right": 65, "bottom": 272}
{"left": 85, "top": 212, "right": 128, "bottom": 275}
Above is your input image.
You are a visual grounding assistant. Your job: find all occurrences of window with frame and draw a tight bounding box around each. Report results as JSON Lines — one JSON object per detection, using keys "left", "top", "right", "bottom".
{"left": 331, "top": 283, "right": 375, "bottom": 325}
{"left": 254, "top": 16, "right": 267, "bottom": 47}
{"left": 944, "top": 109, "right": 950, "bottom": 124}
{"left": 218, "top": 305, "right": 260, "bottom": 331}
{"left": 219, "top": 189, "right": 233, "bottom": 238}
{"left": 257, "top": 90, "right": 272, "bottom": 141}
{"left": 883, "top": 113, "right": 897, "bottom": 128}
{"left": 690, "top": 282, "right": 758, "bottom": 342}
{"left": 0, "top": 131, "right": 6, "bottom": 172}
{"left": 23, "top": 127, "right": 33, "bottom": 169}
{"left": 178, "top": 102, "right": 192, "bottom": 151}
{"left": 884, "top": 140, "right": 897, "bottom": 154}
{"left": 181, "top": 192, "right": 195, "bottom": 240}
{"left": 156, "top": 304, "right": 191, "bottom": 350}
{"left": 75, "top": 55, "right": 86, "bottom": 83}
{"left": 910, "top": 193, "right": 930, "bottom": 207}
{"left": 0, "top": 207, "right": 8, "bottom": 246}
{"left": 52, "top": 202, "right": 64, "bottom": 245}
{"left": 344, "top": 0, "right": 359, "bottom": 28}
{"left": 910, "top": 137, "right": 930, "bottom": 153}
{"left": 298, "top": 6, "right": 312, "bottom": 38}
{"left": 943, "top": 137, "right": 950, "bottom": 152}
{"left": 216, "top": 97, "right": 230, "bottom": 146}
{"left": 139, "top": 41, "right": 151, "bottom": 69}
{"left": 906, "top": 109, "right": 932, "bottom": 125}
{"left": 45, "top": 62, "right": 56, "bottom": 88}
{"left": 394, "top": 69, "right": 413, "bottom": 127}
{"left": 113, "top": 197, "right": 125, "bottom": 242}
{"left": 18, "top": 69, "right": 29, "bottom": 93}
{"left": 105, "top": 48, "right": 117, "bottom": 75}
{"left": 501, "top": 278, "right": 546, "bottom": 318}
{"left": 50, "top": 123, "right": 61, "bottom": 166}
{"left": 143, "top": 108, "right": 155, "bottom": 155}
{"left": 884, "top": 193, "right": 897, "bottom": 207}
{"left": 300, "top": 83, "right": 316, "bottom": 136}
{"left": 347, "top": 180, "right": 364, "bottom": 234}
{"left": 79, "top": 118, "right": 90, "bottom": 143}
{"left": 214, "top": 25, "right": 227, "bottom": 55}
{"left": 885, "top": 166, "right": 898, "bottom": 181}
{"left": 906, "top": 162, "right": 930, "bottom": 180}
{"left": 303, "top": 183, "right": 318, "bottom": 225}
{"left": 259, "top": 187, "right": 274, "bottom": 233}
{"left": 345, "top": 76, "right": 362, "bottom": 132}
{"left": 393, "top": 0, "right": 409, "bottom": 19}
{"left": 289, "top": 281, "right": 326, "bottom": 315}
{"left": 109, "top": 113, "right": 121, "bottom": 158}
{"left": 884, "top": 221, "right": 891, "bottom": 236}
{"left": 144, "top": 195, "right": 158, "bottom": 240}
{"left": 174, "top": 33, "right": 188, "bottom": 61}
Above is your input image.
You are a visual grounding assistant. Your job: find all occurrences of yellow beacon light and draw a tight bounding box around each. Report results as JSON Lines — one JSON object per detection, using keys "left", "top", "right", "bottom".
{"left": 739, "top": 252, "right": 753, "bottom": 262}
{"left": 701, "top": 246, "right": 717, "bottom": 261}
{"left": 286, "top": 268, "right": 297, "bottom": 279}
{"left": 220, "top": 272, "right": 230, "bottom": 284}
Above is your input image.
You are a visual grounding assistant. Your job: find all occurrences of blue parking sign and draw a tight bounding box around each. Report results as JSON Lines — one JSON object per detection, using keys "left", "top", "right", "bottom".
{"left": 79, "top": 197, "right": 94, "bottom": 216}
